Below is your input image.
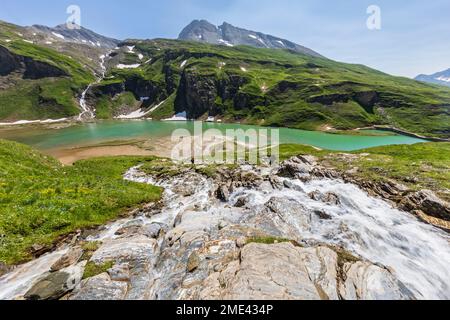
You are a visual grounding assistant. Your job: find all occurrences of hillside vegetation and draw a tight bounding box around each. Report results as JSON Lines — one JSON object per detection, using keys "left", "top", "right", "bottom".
{"left": 0, "top": 21, "right": 95, "bottom": 121}
{"left": 0, "top": 140, "right": 162, "bottom": 265}
{"left": 1, "top": 20, "right": 449, "bottom": 138}
{"left": 92, "top": 39, "right": 450, "bottom": 138}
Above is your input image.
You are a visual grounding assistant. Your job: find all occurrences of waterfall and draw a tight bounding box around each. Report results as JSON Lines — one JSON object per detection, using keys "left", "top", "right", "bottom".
{"left": 77, "top": 53, "right": 110, "bottom": 121}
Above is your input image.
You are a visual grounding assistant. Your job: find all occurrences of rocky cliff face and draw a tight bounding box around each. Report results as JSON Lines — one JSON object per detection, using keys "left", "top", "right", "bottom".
{"left": 0, "top": 46, "right": 22, "bottom": 76}
{"left": 0, "top": 45, "right": 68, "bottom": 79}
{"left": 89, "top": 75, "right": 168, "bottom": 112}
{"left": 174, "top": 69, "right": 266, "bottom": 119}
{"left": 179, "top": 20, "right": 323, "bottom": 57}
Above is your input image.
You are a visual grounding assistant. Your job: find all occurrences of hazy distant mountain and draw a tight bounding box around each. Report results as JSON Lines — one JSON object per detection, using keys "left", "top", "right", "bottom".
{"left": 30, "top": 24, "right": 120, "bottom": 49}
{"left": 178, "top": 20, "right": 323, "bottom": 57}
{"left": 415, "top": 68, "right": 450, "bottom": 87}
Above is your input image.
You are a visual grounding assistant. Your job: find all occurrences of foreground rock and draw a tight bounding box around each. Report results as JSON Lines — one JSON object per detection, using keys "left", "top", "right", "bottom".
{"left": 24, "top": 262, "right": 85, "bottom": 300}
{"left": 400, "top": 190, "right": 450, "bottom": 221}
{"left": 70, "top": 273, "right": 128, "bottom": 300}
{"left": 50, "top": 247, "right": 83, "bottom": 272}
{"left": 3, "top": 158, "right": 449, "bottom": 300}
{"left": 0, "top": 263, "right": 9, "bottom": 278}
{"left": 191, "top": 243, "right": 413, "bottom": 300}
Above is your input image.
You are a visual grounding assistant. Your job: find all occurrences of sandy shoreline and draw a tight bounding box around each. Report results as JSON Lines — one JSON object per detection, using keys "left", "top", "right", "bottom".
{"left": 46, "top": 134, "right": 268, "bottom": 165}
{"left": 51, "top": 145, "right": 154, "bottom": 165}
{"left": 47, "top": 137, "right": 176, "bottom": 165}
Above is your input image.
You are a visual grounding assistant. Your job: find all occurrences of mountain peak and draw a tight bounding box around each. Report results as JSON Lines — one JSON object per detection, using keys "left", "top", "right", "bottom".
{"left": 30, "top": 23, "right": 120, "bottom": 49}
{"left": 178, "top": 19, "right": 323, "bottom": 57}
{"left": 415, "top": 68, "right": 450, "bottom": 87}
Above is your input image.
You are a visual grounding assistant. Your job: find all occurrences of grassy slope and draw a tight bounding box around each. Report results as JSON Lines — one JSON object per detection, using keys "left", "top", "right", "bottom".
{"left": 279, "top": 142, "right": 450, "bottom": 201}
{"left": 0, "top": 21, "right": 95, "bottom": 121}
{"left": 100, "top": 39, "right": 450, "bottom": 138}
{"left": 0, "top": 139, "right": 162, "bottom": 265}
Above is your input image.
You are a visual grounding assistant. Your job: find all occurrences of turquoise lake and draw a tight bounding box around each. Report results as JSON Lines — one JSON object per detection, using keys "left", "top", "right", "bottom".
{"left": 0, "top": 120, "right": 427, "bottom": 152}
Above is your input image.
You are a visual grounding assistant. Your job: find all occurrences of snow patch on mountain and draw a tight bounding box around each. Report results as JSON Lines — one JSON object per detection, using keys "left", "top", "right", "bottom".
{"left": 436, "top": 76, "right": 450, "bottom": 83}
{"left": 51, "top": 32, "right": 65, "bottom": 40}
{"left": 116, "top": 64, "right": 140, "bottom": 69}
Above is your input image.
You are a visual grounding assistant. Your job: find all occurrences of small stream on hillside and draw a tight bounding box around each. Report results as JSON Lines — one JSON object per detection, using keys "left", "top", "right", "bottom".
{"left": 77, "top": 53, "right": 109, "bottom": 121}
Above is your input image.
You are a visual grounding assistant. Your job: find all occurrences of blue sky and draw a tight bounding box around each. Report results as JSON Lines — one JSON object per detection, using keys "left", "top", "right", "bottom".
{"left": 1, "top": 0, "right": 449, "bottom": 77}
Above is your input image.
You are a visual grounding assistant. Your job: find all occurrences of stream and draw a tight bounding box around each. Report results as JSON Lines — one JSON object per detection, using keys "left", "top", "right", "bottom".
{"left": 77, "top": 53, "right": 109, "bottom": 121}
{"left": 0, "top": 162, "right": 449, "bottom": 300}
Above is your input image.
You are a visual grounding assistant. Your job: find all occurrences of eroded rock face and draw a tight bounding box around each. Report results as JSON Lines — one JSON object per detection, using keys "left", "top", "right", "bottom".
{"left": 24, "top": 262, "right": 85, "bottom": 300}
{"left": 50, "top": 247, "right": 83, "bottom": 272}
{"left": 90, "top": 235, "right": 158, "bottom": 266}
{"left": 24, "top": 272, "right": 71, "bottom": 300}
{"left": 0, "top": 262, "right": 9, "bottom": 278}
{"left": 189, "top": 243, "right": 412, "bottom": 301}
{"left": 340, "top": 262, "right": 414, "bottom": 300}
{"left": 175, "top": 72, "right": 218, "bottom": 119}
{"left": 400, "top": 190, "right": 450, "bottom": 221}
{"left": 0, "top": 46, "right": 22, "bottom": 76}
{"left": 277, "top": 156, "right": 314, "bottom": 180}
{"left": 0, "top": 45, "right": 68, "bottom": 79}
{"left": 197, "top": 243, "right": 336, "bottom": 300}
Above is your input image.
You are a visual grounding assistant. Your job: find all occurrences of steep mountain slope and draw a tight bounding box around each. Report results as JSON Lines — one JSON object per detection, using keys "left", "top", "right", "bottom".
{"left": 90, "top": 39, "right": 450, "bottom": 138}
{"left": 179, "top": 20, "right": 322, "bottom": 57}
{"left": 416, "top": 68, "right": 450, "bottom": 87}
{"left": 30, "top": 24, "right": 120, "bottom": 49}
{"left": 0, "top": 20, "right": 104, "bottom": 121}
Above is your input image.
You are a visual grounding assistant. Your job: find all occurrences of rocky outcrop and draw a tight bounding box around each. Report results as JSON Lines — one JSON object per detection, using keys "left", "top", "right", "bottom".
{"left": 276, "top": 155, "right": 316, "bottom": 180}
{"left": 91, "top": 76, "right": 166, "bottom": 106}
{"left": 24, "top": 262, "right": 85, "bottom": 300}
{"left": 174, "top": 70, "right": 257, "bottom": 118}
{"left": 193, "top": 243, "right": 412, "bottom": 300}
{"left": 0, "top": 46, "right": 22, "bottom": 76}
{"left": 175, "top": 72, "right": 218, "bottom": 118}
{"left": 0, "top": 45, "right": 68, "bottom": 79}
{"left": 124, "top": 76, "right": 166, "bottom": 103}
{"left": 50, "top": 247, "right": 83, "bottom": 272}
{"left": 70, "top": 273, "right": 128, "bottom": 300}
{"left": 307, "top": 93, "right": 350, "bottom": 105}
{"left": 22, "top": 57, "right": 67, "bottom": 79}
{"left": 337, "top": 176, "right": 450, "bottom": 225}
{"left": 0, "top": 262, "right": 9, "bottom": 278}
{"left": 400, "top": 190, "right": 450, "bottom": 221}
{"left": 90, "top": 82, "right": 125, "bottom": 98}
{"left": 3, "top": 159, "right": 448, "bottom": 300}
{"left": 353, "top": 91, "right": 380, "bottom": 113}
{"left": 339, "top": 262, "right": 414, "bottom": 300}
{"left": 304, "top": 90, "right": 380, "bottom": 114}
{"left": 293, "top": 154, "right": 450, "bottom": 226}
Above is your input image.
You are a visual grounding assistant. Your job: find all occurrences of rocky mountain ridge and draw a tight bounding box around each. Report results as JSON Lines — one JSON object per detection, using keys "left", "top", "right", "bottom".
{"left": 416, "top": 68, "right": 450, "bottom": 87}
{"left": 178, "top": 19, "right": 323, "bottom": 57}
{"left": 30, "top": 24, "right": 120, "bottom": 49}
